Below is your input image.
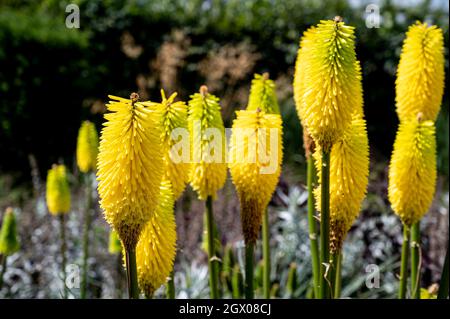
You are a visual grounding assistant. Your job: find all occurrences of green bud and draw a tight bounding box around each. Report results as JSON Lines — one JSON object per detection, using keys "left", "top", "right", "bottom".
{"left": 108, "top": 229, "right": 122, "bottom": 254}
{"left": 0, "top": 208, "right": 20, "bottom": 256}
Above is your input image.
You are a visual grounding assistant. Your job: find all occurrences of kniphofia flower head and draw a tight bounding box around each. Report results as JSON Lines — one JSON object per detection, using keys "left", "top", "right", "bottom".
{"left": 136, "top": 179, "right": 176, "bottom": 297}
{"left": 299, "top": 17, "right": 360, "bottom": 151}
{"left": 314, "top": 111, "right": 369, "bottom": 252}
{"left": 188, "top": 86, "right": 227, "bottom": 200}
{"left": 76, "top": 120, "right": 99, "bottom": 173}
{"left": 396, "top": 22, "right": 445, "bottom": 122}
{"left": 247, "top": 73, "right": 280, "bottom": 114}
{"left": 0, "top": 207, "right": 20, "bottom": 256}
{"left": 97, "top": 93, "right": 163, "bottom": 250}
{"left": 229, "top": 109, "right": 283, "bottom": 244}
{"left": 141, "top": 90, "right": 189, "bottom": 199}
{"left": 388, "top": 114, "right": 436, "bottom": 226}
{"left": 46, "top": 164, "right": 71, "bottom": 215}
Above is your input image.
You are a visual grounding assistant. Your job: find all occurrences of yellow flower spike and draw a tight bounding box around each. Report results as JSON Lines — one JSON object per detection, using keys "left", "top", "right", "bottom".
{"left": 141, "top": 90, "right": 189, "bottom": 199}
{"left": 300, "top": 18, "right": 360, "bottom": 151}
{"left": 229, "top": 109, "right": 283, "bottom": 244}
{"left": 396, "top": 22, "right": 445, "bottom": 122}
{"left": 136, "top": 179, "right": 176, "bottom": 297}
{"left": 188, "top": 86, "right": 227, "bottom": 200}
{"left": 314, "top": 112, "right": 369, "bottom": 252}
{"left": 97, "top": 93, "right": 163, "bottom": 250}
{"left": 247, "top": 73, "right": 280, "bottom": 114}
{"left": 388, "top": 115, "right": 436, "bottom": 227}
{"left": 46, "top": 164, "right": 71, "bottom": 215}
{"left": 76, "top": 120, "right": 99, "bottom": 173}
{"left": 293, "top": 26, "right": 316, "bottom": 124}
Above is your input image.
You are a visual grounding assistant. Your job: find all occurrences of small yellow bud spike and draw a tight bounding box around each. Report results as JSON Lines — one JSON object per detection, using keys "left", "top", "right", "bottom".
{"left": 97, "top": 95, "right": 163, "bottom": 250}
{"left": 46, "top": 164, "right": 71, "bottom": 215}
{"left": 396, "top": 22, "right": 445, "bottom": 122}
{"left": 141, "top": 90, "right": 190, "bottom": 199}
{"left": 188, "top": 86, "right": 227, "bottom": 200}
{"left": 388, "top": 118, "right": 437, "bottom": 226}
{"left": 298, "top": 20, "right": 360, "bottom": 151}
{"left": 247, "top": 73, "right": 280, "bottom": 114}
{"left": 136, "top": 179, "right": 176, "bottom": 297}
{"left": 229, "top": 110, "right": 283, "bottom": 244}
{"left": 314, "top": 112, "right": 369, "bottom": 252}
{"left": 76, "top": 120, "right": 99, "bottom": 173}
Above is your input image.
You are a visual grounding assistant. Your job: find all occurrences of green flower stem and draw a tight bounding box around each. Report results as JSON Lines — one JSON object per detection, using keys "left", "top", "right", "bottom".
{"left": 125, "top": 247, "right": 139, "bottom": 299}
{"left": 319, "top": 150, "right": 331, "bottom": 299}
{"left": 205, "top": 196, "right": 219, "bottom": 299}
{"left": 262, "top": 208, "right": 270, "bottom": 299}
{"left": 59, "top": 214, "right": 68, "bottom": 299}
{"left": 410, "top": 222, "right": 421, "bottom": 299}
{"left": 0, "top": 255, "right": 7, "bottom": 289}
{"left": 166, "top": 270, "right": 175, "bottom": 299}
{"left": 306, "top": 156, "right": 320, "bottom": 298}
{"left": 81, "top": 173, "right": 92, "bottom": 299}
{"left": 398, "top": 225, "right": 410, "bottom": 299}
{"left": 437, "top": 245, "right": 449, "bottom": 299}
{"left": 245, "top": 242, "right": 255, "bottom": 299}
{"left": 333, "top": 251, "right": 342, "bottom": 299}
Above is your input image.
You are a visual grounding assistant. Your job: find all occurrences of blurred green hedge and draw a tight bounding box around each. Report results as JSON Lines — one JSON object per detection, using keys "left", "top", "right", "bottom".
{"left": 0, "top": 0, "right": 448, "bottom": 181}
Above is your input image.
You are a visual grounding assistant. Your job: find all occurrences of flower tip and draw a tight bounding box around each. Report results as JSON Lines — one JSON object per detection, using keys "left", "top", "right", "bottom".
{"left": 334, "top": 16, "right": 343, "bottom": 23}
{"left": 200, "top": 85, "right": 208, "bottom": 96}
{"left": 130, "top": 92, "right": 140, "bottom": 104}
{"left": 417, "top": 112, "right": 424, "bottom": 122}
{"left": 262, "top": 72, "right": 269, "bottom": 80}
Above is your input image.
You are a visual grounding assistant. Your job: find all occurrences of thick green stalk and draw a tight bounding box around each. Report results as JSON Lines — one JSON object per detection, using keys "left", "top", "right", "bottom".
{"left": 166, "top": 270, "right": 175, "bottom": 299}
{"left": 81, "top": 174, "right": 92, "bottom": 299}
{"left": 245, "top": 242, "right": 255, "bottom": 299}
{"left": 437, "top": 246, "right": 449, "bottom": 299}
{"left": 125, "top": 247, "right": 139, "bottom": 299}
{"left": 262, "top": 208, "right": 270, "bottom": 299}
{"left": 319, "top": 150, "right": 330, "bottom": 299}
{"left": 205, "top": 196, "right": 219, "bottom": 299}
{"left": 0, "top": 255, "right": 7, "bottom": 289}
{"left": 410, "top": 222, "right": 421, "bottom": 299}
{"left": 333, "top": 251, "right": 342, "bottom": 299}
{"left": 306, "top": 156, "right": 320, "bottom": 298}
{"left": 59, "top": 214, "right": 68, "bottom": 299}
{"left": 398, "top": 225, "right": 410, "bottom": 299}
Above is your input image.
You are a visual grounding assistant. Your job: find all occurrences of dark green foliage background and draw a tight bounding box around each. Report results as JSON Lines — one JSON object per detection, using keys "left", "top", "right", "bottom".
{"left": 0, "top": 0, "right": 448, "bottom": 182}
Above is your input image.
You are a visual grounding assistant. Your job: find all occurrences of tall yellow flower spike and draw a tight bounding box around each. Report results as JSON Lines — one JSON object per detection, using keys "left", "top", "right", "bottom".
{"left": 141, "top": 90, "right": 189, "bottom": 199}
{"left": 46, "top": 164, "right": 71, "bottom": 215}
{"left": 97, "top": 93, "right": 163, "bottom": 249}
{"left": 396, "top": 22, "right": 445, "bottom": 122}
{"left": 300, "top": 18, "right": 360, "bottom": 151}
{"left": 188, "top": 86, "right": 227, "bottom": 200}
{"left": 314, "top": 111, "right": 369, "bottom": 252}
{"left": 388, "top": 115, "right": 436, "bottom": 226}
{"left": 76, "top": 120, "right": 99, "bottom": 173}
{"left": 247, "top": 73, "right": 279, "bottom": 114}
{"left": 229, "top": 109, "right": 283, "bottom": 244}
{"left": 293, "top": 26, "right": 316, "bottom": 124}
{"left": 136, "top": 179, "right": 176, "bottom": 297}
